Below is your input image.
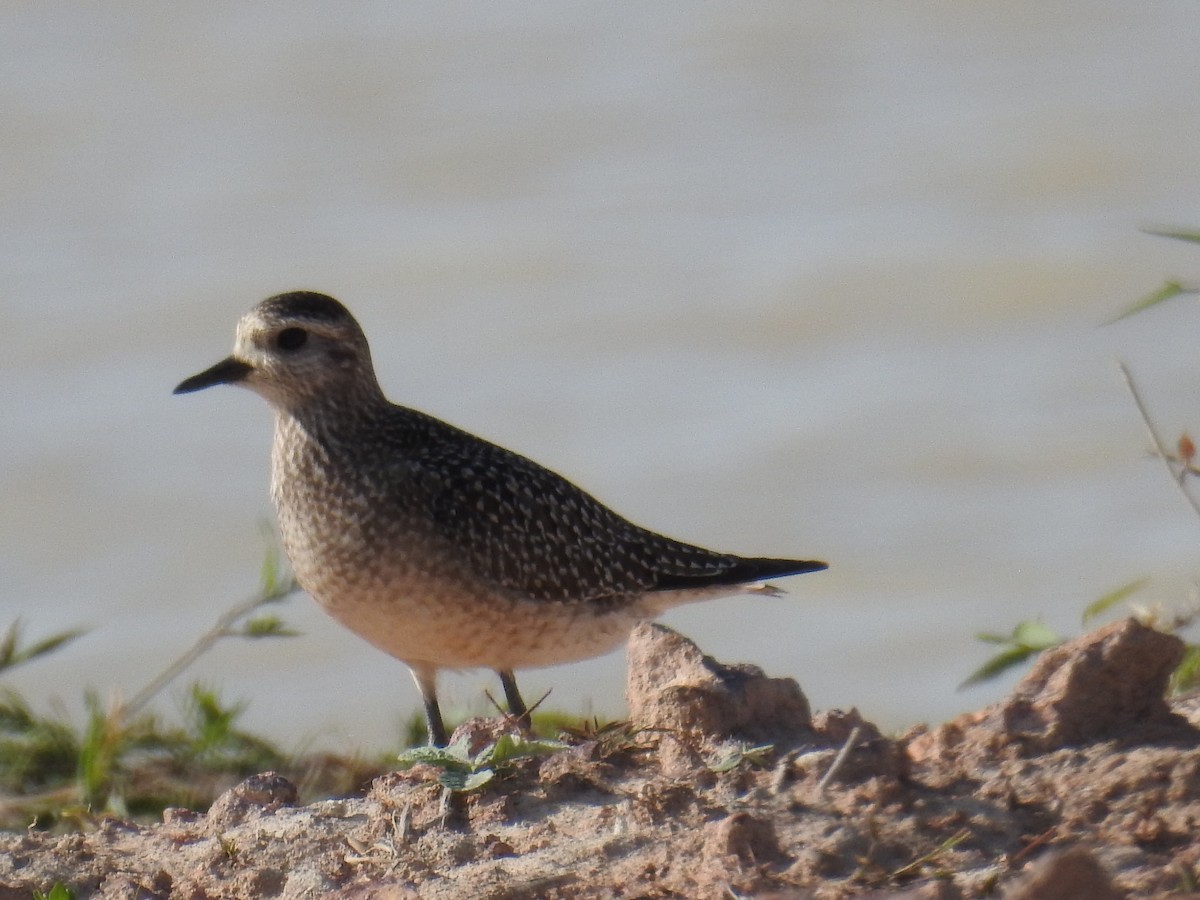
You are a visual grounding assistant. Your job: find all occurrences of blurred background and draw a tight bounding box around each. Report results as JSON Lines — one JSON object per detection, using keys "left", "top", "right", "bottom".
{"left": 5, "top": 2, "right": 1200, "bottom": 752}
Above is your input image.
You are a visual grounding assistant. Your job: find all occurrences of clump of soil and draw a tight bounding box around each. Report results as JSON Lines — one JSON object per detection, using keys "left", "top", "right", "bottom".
{"left": 2, "top": 618, "right": 1198, "bottom": 898}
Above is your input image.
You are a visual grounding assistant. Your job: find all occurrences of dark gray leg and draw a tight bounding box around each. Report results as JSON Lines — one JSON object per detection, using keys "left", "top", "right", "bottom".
{"left": 423, "top": 695, "right": 449, "bottom": 747}
{"left": 497, "top": 669, "right": 530, "bottom": 725}
{"left": 411, "top": 665, "right": 449, "bottom": 746}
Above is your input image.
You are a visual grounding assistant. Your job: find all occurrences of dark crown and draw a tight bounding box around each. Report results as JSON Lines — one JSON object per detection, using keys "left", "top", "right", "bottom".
{"left": 260, "top": 291, "right": 354, "bottom": 324}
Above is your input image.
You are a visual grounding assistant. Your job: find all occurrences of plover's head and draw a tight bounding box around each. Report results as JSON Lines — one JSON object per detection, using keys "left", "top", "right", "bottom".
{"left": 174, "top": 291, "right": 382, "bottom": 410}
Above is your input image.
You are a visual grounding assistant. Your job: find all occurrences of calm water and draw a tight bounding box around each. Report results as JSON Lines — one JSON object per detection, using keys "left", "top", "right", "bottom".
{"left": 5, "top": 3, "right": 1200, "bottom": 750}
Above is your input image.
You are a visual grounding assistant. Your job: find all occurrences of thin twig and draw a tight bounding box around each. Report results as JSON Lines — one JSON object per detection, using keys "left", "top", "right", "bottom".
{"left": 1007, "top": 825, "right": 1057, "bottom": 868}
{"left": 816, "top": 724, "right": 862, "bottom": 795}
{"left": 1117, "top": 360, "right": 1200, "bottom": 522}
{"left": 125, "top": 579, "right": 299, "bottom": 718}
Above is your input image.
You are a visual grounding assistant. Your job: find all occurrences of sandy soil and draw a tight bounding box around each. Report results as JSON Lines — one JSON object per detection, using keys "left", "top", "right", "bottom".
{"left": 2, "top": 618, "right": 1198, "bottom": 899}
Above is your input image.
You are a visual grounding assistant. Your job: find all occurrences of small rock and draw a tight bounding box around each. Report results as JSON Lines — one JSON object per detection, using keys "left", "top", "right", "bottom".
{"left": 903, "top": 711, "right": 991, "bottom": 769}
{"left": 626, "top": 623, "right": 812, "bottom": 743}
{"left": 161, "top": 807, "right": 202, "bottom": 826}
{"left": 1001, "top": 618, "right": 1188, "bottom": 751}
{"left": 206, "top": 772, "right": 298, "bottom": 832}
{"left": 1002, "top": 847, "right": 1120, "bottom": 900}
{"left": 909, "top": 620, "right": 1198, "bottom": 772}
{"left": 482, "top": 833, "right": 517, "bottom": 858}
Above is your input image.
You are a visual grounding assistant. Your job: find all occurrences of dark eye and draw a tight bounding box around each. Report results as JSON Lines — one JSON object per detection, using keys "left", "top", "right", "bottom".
{"left": 276, "top": 327, "right": 308, "bottom": 351}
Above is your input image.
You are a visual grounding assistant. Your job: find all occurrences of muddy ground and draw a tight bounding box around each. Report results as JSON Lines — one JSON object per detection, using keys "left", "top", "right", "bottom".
{"left": 2, "top": 618, "right": 1198, "bottom": 899}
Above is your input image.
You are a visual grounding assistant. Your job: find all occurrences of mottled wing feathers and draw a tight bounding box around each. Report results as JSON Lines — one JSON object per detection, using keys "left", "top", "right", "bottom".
{"left": 388, "top": 407, "right": 820, "bottom": 604}
{"left": 419, "top": 442, "right": 674, "bottom": 603}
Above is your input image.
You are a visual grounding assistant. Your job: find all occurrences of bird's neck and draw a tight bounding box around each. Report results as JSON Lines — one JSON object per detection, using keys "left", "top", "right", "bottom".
{"left": 272, "top": 392, "right": 384, "bottom": 450}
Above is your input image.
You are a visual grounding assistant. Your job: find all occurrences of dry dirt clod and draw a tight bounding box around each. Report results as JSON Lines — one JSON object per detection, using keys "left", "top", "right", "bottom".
{"left": 206, "top": 771, "right": 298, "bottom": 832}
{"left": 1001, "top": 846, "right": 1121, "bottom": 900}
{"left": 908, "top": 617, "right": 1200, "bottom": 771}
{"left": 702, "top": 811, "right": 788, "bottom": 869}
{"left": 999, "top": 618, "right": 1191, "bottom": 752}
{"left": 626, "top": 622, "right": 813, "bottom": 743}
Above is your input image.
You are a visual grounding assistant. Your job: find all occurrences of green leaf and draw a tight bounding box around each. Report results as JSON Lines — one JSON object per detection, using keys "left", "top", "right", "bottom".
{"left": 396, "top": 746, "right": 458, "bottom": 770}
{"left": 959, "top": 645, "right": 1042, "bottom": 690}
{"left": 1010, "top": 620, "right": 1063, "bottom": 651}
{"left": 710, "top": 751, "right": 743, "bottom": 773}
{"left": 438, "top": 766, "right": 494, "bottom": 792}
{"left": 240, "top": 616, "right": 300, "bottom": 639}
{"left": 258, "top": 522, "right": 283, "bottom": 595}
{"left": 257, "top": 523, "right": 299, "bottom": 602}
{"left": 890, "top": 828, "right": 971, "bottom": 879}
{"left": 20, "top": 629, "right": 86, "bottom": 662}
{"left": 396, "top": 736, "right": 474, "bottom": 771}
{"left": 442, "top": 734, "right": 476, "bottom": 764}
{"left": 480, "top": 733, "right": 566, "bottom": 768}
{"left": 0, "top": 688, "right": 35, "bottom": 732}
{"left": 0, "top": 620, "right": 18, "bottom": 669}
{"left": 1082, "top": 578, "right": 1149, "bottom": 625}
{"left": 186, "top": 684, "right": 248, "bottom": 748}
{"left": 472, "top": 737, "right": 502, "bottom": 770}
{"left": 973, "top": 632, "right": 1010, "bottom": 644}
{"left": 710, "top": 743, "right": 774, "bottom": 773}
{"left": 963, "top": 620, "right": 1065, "bottom": 689}
{"left": 1143, "top": 227, "right": 1200, "bottom": 245}
{"left": 76, "top": 690, "right": 120, "bottom": 807}
{"left": 1107, "top": 280, "right": 1198, "bottom": 323}
{"left": 460, "top": 769, "right": 495, "bottom": 792}
{"left": 1169, "top": 645, "right": 1200, "bottom": 695}
{"left": 0, "top": 621, "right": 86, "bottom": 676}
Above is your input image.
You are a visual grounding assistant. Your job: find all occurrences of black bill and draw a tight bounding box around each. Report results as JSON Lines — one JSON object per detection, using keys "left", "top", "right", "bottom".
{"left": 173, "top": 356, "right": 254, "bottom": 394}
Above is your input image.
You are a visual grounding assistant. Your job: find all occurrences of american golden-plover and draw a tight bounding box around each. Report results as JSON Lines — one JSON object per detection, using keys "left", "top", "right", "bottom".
{"left": 175, "top": 292, "right": 826, "bottom": 745}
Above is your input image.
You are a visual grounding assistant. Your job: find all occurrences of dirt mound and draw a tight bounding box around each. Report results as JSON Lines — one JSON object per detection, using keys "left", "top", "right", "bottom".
{"left": 2, "top": 618, "right": 1198, "bottom": 898}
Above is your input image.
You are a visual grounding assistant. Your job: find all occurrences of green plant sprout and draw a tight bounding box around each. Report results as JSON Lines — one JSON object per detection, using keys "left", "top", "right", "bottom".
{"left": 1106, "top": 227, "right": 1200, "bottom": 323}
{"left": 396, "top": 731, "right": 566, "bottom": 793}
{"left": 961, "top": 579, "right": 1149, "bottom": 689}
{"left": 0, "top": 620, "right": 85, "bottom": 677}
{"left": 0, "top": 536, "right": 307, "bottom": 828}
{"left": 709, "top": 742, "right": 775, "bottom": 773}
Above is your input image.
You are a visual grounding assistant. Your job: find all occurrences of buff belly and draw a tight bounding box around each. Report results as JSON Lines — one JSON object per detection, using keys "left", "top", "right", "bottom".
{"left": 315, "top": 583, "right": 642, "bottom": 671}
{"left": 283, "top": 532, "right": 644, "bottom": 671}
